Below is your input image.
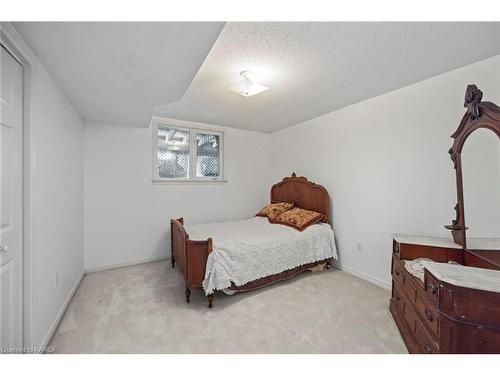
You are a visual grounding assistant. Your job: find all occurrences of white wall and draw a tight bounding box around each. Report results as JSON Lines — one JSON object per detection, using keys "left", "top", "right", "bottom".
{"left": 32, "top": 62, "right": 84, "bottom": 346}
{"left": 84, "top": 120, "right": 272, "bottom": 270}
{"left": 3, "top": 24, "right": 84, "bottom": 347}
{"left": 270, "top": 55, "right": 500, "bottom": 287}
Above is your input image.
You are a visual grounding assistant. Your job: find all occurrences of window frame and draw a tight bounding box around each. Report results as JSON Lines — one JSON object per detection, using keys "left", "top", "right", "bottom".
{"left": 152, "top": 117, "right": 225, "bottom": 183}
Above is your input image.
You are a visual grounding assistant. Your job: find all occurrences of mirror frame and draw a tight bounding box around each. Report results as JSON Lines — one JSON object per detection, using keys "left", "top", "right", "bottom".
{"left": 446, "top": 85, "right": 500, "bottom": 249}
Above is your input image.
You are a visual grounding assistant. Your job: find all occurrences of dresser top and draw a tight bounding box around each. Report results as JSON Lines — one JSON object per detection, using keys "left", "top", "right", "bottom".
{"left": 392, "top": 234, "right": 462, "bottom": 249}
{"left": 422, "top": 261, "right": 500, "bottom": 293}
{"left": 467, "top": 237, "right": 500, "bottom": 251}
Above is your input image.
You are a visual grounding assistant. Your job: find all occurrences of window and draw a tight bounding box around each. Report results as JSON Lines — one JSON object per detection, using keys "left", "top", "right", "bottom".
{"left": 153, "top": 120, "right": 224, "bottom": 182}
{"left": 195, "top": 133, "right": 221, "bottom": 178}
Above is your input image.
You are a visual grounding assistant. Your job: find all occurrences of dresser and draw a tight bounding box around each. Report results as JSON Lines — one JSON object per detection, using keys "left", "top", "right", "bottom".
{"left": 389, "top": 85, "right": 500, "bottom": 353}
{"left": 390, "top": 235, "right": 500, "bottom": 354}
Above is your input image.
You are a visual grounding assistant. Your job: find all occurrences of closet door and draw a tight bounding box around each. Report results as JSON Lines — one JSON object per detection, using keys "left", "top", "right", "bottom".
{"left": 0, "top": 44, "right": 23, "bottom": 350}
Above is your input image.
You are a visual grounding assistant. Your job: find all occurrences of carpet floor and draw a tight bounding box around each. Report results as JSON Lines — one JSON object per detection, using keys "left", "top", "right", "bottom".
{"left": 50, "top": 261, "right": 407, "bottom": 353}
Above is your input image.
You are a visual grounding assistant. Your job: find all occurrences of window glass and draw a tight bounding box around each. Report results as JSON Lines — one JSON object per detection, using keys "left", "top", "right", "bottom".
{"left": 157, "top": 127, "right": 190, "bottom": 179}
{"left": 195, "top": 133, "right": 220, "bottom": 178}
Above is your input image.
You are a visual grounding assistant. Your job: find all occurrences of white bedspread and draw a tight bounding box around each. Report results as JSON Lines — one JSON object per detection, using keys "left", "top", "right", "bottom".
{"left": 184, "top": 217, "right": 338, "bottom": 295}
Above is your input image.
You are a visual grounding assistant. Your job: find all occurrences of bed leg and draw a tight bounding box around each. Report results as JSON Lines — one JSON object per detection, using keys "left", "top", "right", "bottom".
{"left": 171, "top": 257, "right": 175, "bottom": 268}
{"left": 185, "top": 287, "right": 191, "bottom": 303}
{"left": 207, "top": 294, "right": 214, "bottom": 308}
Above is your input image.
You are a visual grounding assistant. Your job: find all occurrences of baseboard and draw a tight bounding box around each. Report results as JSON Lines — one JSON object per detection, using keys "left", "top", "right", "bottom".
{"left": 334, "top": 263, "right": 391, "bottom": 290}
{"left": 41, "top": 271, "right": 84, "bottom": 349}
{"left": 84, "top": 255, "right": 169, "bottom": 274}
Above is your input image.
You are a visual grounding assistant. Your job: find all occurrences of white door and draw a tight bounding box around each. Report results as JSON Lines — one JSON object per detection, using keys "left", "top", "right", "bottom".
{"left": 0, "top": 45, "right": 23, "bottom": 350}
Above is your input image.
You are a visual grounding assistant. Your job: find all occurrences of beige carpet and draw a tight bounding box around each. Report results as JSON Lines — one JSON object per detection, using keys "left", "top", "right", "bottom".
{"left": 50, "top": 261, "right": 407, "bottom": 353}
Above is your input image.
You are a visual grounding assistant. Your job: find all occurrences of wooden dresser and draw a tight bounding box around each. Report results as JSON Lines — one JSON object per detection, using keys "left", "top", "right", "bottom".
{"left": 390, "top": 85, "right": 500, "bottom": 354}
{"left": 390, "top": 235, "right": 500, "bottom": 354}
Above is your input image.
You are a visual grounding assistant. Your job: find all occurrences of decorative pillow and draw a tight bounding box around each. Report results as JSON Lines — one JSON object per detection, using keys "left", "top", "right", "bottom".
{"left": 274, "top": 207, "right": 324, "bottom": 231}
{"left": 256, "top": 202, "right": 294, "bottom": 222}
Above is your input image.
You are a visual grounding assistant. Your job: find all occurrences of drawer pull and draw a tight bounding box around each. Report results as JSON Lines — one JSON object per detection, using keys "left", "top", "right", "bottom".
{"left": 395, "top": 270, "right": 400, "bottom": 276}
{"left": 424, "top": 307, "right": 434, "bottom": 322}
{"left": 426, "top": 283, "right": 438, "bottom": 295}
{"left": 423, "top": 344, "right": 433, "bottom": 353}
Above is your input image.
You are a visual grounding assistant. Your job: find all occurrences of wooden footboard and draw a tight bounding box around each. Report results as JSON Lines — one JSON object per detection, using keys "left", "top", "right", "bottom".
{"left": 170, "top": 218, "right": 214, "bottom": 307}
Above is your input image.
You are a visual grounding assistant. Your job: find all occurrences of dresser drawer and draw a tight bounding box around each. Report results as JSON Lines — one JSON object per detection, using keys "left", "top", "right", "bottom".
{"left": 393, "top": 240, "right": 401, "bottom": 258}
{"left": 392, "top": 258, "right": 404, "bottom": 285}
{"left": 401, "top": 292, "right": 439, "bottom": 354}
{"left": 392, "top": 280, "right": 405, "bottom": 311}
{"left": 414, "top": 313, "right": 440, "bottom": 354}
{"left": 403, "top": 274, "right": 418, "bottom": 304}
{"left": 424, "top": 271, "right": 440, "bottom": 305}
{"left": 415, "top": 289, "right": 439, "bottom": 337}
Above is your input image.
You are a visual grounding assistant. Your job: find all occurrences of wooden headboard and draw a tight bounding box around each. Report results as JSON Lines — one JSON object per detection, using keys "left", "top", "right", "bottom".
{"left": 270, "top": 173, "right": 330, "bottom": 224}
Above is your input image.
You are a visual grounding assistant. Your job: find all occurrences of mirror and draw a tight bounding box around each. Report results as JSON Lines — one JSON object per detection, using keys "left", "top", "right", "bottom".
{"left": 462, "top": 127, "right": 500, "bottom": 266}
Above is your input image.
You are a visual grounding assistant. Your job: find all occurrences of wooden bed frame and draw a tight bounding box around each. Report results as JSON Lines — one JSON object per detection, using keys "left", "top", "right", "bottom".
{"left": 170, "top": 173, "right": 332, "bottom": 308}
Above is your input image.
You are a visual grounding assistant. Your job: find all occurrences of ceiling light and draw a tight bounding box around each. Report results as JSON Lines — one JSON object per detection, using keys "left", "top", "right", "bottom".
{"left": 229, "top": 71, "right": 269, "bottom": 97}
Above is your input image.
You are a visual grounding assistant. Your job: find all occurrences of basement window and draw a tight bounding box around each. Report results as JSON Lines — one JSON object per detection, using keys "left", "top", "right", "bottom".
{"left": 152, "top": 119, "right": 225, "bottom": 182}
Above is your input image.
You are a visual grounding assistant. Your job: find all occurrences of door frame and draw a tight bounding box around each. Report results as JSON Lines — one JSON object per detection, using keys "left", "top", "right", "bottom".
{"left": 1, "top": 22, "right": 35, "bottom": 348}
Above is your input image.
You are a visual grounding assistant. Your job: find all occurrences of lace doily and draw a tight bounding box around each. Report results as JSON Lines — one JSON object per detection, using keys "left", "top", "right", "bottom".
{"left": 404, "top": 258, "right": 434, "bottom": 281}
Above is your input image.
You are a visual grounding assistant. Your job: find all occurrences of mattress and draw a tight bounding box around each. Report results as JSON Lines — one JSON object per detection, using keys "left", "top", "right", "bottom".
{"left": 185, "top": 216, "right": 338, "bottom": 295}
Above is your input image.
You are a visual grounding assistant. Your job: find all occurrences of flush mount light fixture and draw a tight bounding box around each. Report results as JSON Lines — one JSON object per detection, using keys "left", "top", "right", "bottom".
{"left": 229, "top": 71, "right": 269, "bottom": 97}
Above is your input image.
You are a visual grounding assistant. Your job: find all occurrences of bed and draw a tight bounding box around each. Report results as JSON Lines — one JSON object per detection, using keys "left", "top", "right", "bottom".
{"left": 170, "top": 173, "right": 338, "bottom": 307}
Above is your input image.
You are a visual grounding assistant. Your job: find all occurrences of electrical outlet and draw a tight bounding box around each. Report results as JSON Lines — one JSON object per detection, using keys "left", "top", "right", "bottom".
{"left": 55, "top": 273, "right": 59, "bottom": 286}
{"left": 357, "top": 242, "right": 363, "bottom": 252}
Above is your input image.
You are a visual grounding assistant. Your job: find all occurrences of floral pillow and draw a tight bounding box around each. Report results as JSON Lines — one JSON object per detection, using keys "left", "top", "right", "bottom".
{"left": 256, "top": 202, "right": 294, "bottom": 222}
{"left": 274, "top": 207, "right": 324, "bottom": 231}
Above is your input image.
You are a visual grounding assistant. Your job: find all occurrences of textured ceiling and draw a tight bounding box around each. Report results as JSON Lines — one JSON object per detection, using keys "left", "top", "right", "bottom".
{"left": 12, "top": 22, "right": 500, "bottom": 132}
{"left": 155, "top": 22, "right": 500, "bottom": 132}
{"left": 12, "top": 22, "right": 224, "bottom": 126}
